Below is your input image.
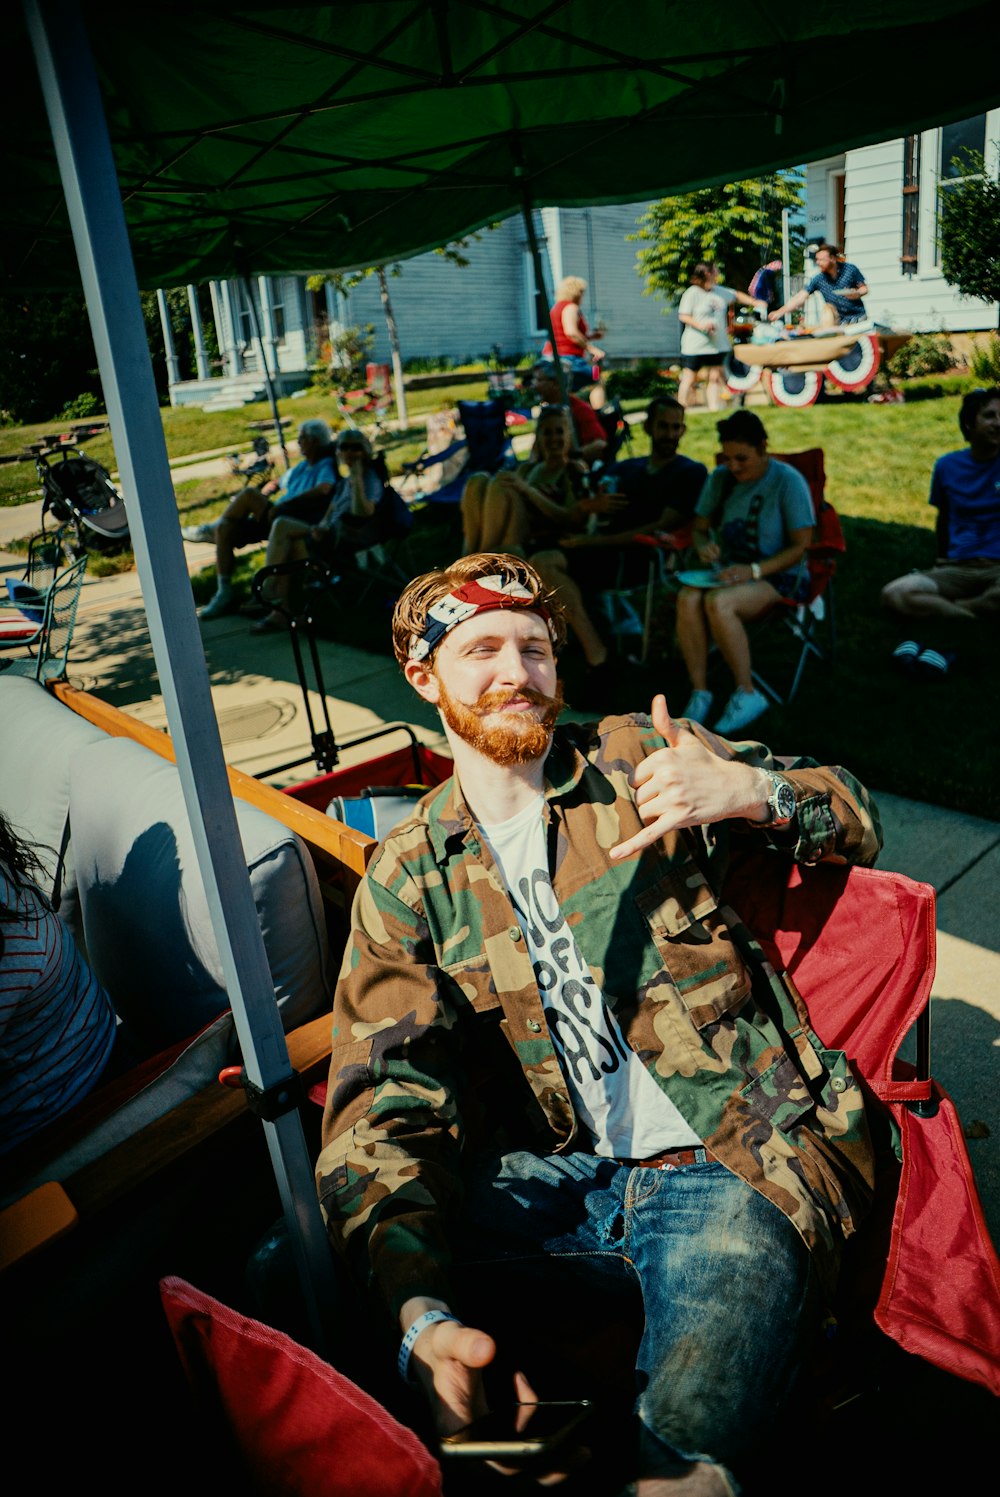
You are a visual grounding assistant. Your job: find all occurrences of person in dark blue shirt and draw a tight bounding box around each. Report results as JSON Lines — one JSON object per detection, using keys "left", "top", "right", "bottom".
{"left": 770, "top": 244, "right": 869, "bottom": 325}
{"left": 882, "top": 387, "right": 1000, "bottom": 675}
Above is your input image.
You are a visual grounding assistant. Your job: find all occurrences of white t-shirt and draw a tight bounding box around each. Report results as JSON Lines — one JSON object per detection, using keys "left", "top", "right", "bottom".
{"left": 477, "top": 795, "right": 701, "bottom": 1158}
{"left": 679, "top": 284, "right": 737, "bottom": 356}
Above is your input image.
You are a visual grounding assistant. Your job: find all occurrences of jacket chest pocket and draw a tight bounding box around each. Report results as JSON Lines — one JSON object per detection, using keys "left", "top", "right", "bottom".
{"left": 635, "top": 870, "right": 752, "bottom": 1029}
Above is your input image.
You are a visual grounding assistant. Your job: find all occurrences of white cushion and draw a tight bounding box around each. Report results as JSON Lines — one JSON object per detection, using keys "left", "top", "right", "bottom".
{"left": 69, "top": 736, "right": 331, "bottom": 1049}
{"left": 0, "top": 677, "right": 105, "bottom": 909}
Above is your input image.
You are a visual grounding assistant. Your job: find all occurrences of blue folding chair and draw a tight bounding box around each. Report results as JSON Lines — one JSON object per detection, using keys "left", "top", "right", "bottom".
{"left": 402, "top": 398, "right": 517, "bottom": 507}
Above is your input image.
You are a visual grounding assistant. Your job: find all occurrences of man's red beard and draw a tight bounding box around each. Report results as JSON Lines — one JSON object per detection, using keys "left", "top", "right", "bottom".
{"left": 436, "top": 679, "right": 564, "bottom": 766}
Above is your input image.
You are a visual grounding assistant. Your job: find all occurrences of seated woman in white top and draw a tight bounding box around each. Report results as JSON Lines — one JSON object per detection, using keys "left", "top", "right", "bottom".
{"left": 676, "top": 410, "right": 815, "bottom": 737}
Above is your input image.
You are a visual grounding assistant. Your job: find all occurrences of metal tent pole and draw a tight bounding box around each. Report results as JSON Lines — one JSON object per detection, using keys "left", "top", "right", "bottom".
{"left": 513, "top": 144, "right": 568, "bottom": 403}
{"left": 240, "top": 272, "right": 290, "bottom": 469}
{"left": 24, "top": 0, "right": 338, "bottom": 1353}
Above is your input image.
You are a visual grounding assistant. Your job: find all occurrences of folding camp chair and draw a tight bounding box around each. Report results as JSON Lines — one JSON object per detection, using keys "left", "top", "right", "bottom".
{"left": 746, "top": 448, "right": 844, "bottom": 706}
{"left": 0, "top": 543, "right": 88, "bottom": 682}
{"left": 401, "top": 397, "right": 517, "bottom": 507}
{"left": 722, "top": 850, "right": 1000, "bottom": 1400}
{"left": 598, "top": 527, "right": 692, "bottom": 663}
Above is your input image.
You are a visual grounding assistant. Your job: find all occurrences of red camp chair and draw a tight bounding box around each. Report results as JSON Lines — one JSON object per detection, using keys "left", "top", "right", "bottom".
{"left": 723, "top": 851, "right": 1000, "bottom": 1398}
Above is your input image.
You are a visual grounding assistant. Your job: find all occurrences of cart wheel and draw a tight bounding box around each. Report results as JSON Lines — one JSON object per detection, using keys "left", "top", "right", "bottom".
{"left": 826, "top": 333, "right": 881, "bottom": 392}
{"left": 765, "top": 368, "right": 823, "bottom": 408}
{"left": 724, "top": 351, "right": 763, "bottom": 393}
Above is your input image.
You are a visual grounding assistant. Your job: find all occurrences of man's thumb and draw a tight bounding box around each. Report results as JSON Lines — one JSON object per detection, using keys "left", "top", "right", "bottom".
{"left": 652, "top": 694, "right": 683, "bottom": 747}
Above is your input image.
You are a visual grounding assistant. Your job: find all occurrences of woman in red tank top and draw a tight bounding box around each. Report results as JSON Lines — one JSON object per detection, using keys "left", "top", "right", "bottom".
{"left": 542, "top": 275, "right": 606, "bottom": 399}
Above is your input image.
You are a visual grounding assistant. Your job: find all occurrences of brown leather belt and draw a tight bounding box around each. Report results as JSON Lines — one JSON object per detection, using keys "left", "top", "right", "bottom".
{"left": 628, "top": 1145, "right": 717, "bottom": 1170}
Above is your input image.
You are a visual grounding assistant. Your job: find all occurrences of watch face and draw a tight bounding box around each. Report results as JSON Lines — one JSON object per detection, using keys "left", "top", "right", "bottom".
{"left": 774, "top": 780, "right": 797, "bottom": 822}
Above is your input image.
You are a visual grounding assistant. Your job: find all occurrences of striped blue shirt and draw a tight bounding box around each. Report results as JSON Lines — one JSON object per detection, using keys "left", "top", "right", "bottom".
{"left": 0, "top": 867, "right": 116, "bottom": 1155}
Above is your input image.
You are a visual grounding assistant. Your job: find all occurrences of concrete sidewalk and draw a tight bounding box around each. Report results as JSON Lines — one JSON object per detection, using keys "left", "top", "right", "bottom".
{"left": 1, "top": 532, "right": 997, "bottom": 1243}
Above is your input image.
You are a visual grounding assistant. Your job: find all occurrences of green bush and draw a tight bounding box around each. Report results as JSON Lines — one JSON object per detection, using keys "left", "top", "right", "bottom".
{"left": 888, "top": 333, "right": 954, "bottom": 379}
{"left": 968, "top": 334, "right": 1000, "bottom": 385}
{"left": 58, "top": 392, "right": 104, "bottom": 421}
{"left": 605, "top": 359, "right": 678, "bottom": 401}
{"left": 403, "top": 354, "right": 457, "bottom": 374}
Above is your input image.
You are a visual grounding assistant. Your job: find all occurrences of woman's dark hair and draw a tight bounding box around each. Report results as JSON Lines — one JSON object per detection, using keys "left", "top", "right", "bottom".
{"left": 959, "top": 387, "right": 1000, "bottom": 441}
{"left": 690, "top": 261, "right": 716, "bottom": 287}
{"left": 0, "top": 814, "right": 50, "bottom": 953}
{"left": 0, "top": 810, "right": 49, "bottom": 909}
{"left": 716, "top": 410, "right": 768, "bottom": 448}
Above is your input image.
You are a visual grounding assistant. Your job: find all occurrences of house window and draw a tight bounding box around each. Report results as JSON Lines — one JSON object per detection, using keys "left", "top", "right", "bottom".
{"left": 940, "top": 114, "right": 987, "bottom": 180}
{"left": 522, "top": 225, "right": 553, "bottom": 341}
{"left": 234, "top": 283, "right": 255, "bottom": 347}
{"left": 268, "top": 279, "right": 287, "bottom": 345}
{"left": 901, "top": 134, "right": 920, "bottom": 275}
{"left": 937, "top": 114, "right": 987, "bottom": 263}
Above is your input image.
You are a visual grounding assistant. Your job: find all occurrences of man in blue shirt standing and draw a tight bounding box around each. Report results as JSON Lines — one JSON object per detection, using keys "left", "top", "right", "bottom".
{"left": 769, "top": 244, "right": 869, "bottom": 326}
{"left": 882, "top": 387, "right": 1000, "bottom": 675}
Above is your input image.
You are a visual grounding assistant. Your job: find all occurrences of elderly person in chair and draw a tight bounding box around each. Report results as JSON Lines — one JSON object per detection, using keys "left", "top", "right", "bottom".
{"left": 246, "top": 429, "right": 386, "bottom": 633}
{"left": 192, "top": 418, "right": 338, "bottom": 621}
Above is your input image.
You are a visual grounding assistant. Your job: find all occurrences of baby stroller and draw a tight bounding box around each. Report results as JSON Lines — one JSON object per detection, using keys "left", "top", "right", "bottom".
{"left": 36, "top": 446, "right": 131, "bottom": 557}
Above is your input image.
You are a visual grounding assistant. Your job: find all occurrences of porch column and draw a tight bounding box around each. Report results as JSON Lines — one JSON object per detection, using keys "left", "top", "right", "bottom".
{"left": 257, "top": 275, "right": 280, "bottom": 376}
{"left": 187, "top": 283, "right": 211, "bottom": 380}
{"left": 156, "top": 288, "right": 181, "bottom": 396}
{"left": 220, "top": 280, "right": 241, "bottom": 375}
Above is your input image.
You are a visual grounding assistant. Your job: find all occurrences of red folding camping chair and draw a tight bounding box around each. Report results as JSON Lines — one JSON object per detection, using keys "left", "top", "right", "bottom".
{"left": 723, "top": 850, "right": 1000, "bottom": 1398}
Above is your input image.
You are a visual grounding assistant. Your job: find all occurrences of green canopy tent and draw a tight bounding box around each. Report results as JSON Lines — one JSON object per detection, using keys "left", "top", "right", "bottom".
{"left": 9, "top": 1, "right": 1000, "bottom": 289}
{"left": 14, "top": 0, "right": 1000, "bottom": 1354}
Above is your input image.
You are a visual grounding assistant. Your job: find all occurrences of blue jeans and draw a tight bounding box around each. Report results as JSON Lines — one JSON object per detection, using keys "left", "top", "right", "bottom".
{"left": 453, "top": 1151, "right": 818, "bottom": 1481}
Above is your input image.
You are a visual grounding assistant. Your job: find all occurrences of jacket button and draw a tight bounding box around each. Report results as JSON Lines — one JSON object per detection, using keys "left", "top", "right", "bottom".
{"left": 527, "top": 1019, "right": 541, "bottom": 1033}
{"left": 508, "top": 926, "right": 521, "bottom": 941}
{"left": 831, "top": 1076, "right": 848, "bottom": 1093}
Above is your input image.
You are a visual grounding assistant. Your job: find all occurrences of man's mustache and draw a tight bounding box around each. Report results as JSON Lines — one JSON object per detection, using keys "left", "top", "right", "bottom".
{"left": 474, "top": 687, "right": 559, "bottom": 714}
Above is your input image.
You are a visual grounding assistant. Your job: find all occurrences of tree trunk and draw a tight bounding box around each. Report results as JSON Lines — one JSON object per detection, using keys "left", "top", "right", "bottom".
{"left": 376, "top": 266, "right": 408, "bottom": 426}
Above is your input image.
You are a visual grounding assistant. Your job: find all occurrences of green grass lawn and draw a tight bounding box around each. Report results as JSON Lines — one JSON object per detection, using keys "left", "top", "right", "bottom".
{"left": 0, "top": 377, "right": 490, "bottom": 507}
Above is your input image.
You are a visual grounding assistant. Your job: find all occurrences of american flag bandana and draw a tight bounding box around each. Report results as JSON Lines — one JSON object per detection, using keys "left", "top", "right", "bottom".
{"left": 408, "top": 574, "right": 555, "bottom": 661}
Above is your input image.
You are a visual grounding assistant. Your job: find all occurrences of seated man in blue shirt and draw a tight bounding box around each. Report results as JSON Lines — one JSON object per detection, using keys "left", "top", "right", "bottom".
{"left": 193, "top": 418, "right": 338, "bottom": 620}
{"left": 769, "top": 244, "right": 869, "bottom": 326}
{"left": 248, "top": 429, "right": 388, "bottom": 634}
{"left": 881, "top": 387, "right": 1000, "bottom": 676}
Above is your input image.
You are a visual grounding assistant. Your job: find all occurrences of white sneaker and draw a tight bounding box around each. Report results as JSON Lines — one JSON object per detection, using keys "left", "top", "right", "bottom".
{"left": 197, "top": 591, "right": 237, "bottom": 620}
{"left": 713, "top": 688, "right": 769, "bottom": 737}
{"left": 680, "top": 689, "right": 714, "bottom": 724}
{"left": 182, "top": 521, "right": 217, "bottom": 543}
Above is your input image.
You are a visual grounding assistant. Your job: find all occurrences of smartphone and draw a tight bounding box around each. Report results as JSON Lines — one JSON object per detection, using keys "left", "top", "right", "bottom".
{"left": 439, "top": 1399, "right": 592, "bottom": 1460}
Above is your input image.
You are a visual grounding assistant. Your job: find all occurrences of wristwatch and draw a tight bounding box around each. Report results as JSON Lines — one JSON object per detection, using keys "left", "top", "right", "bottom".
{"left": 762, "top": 772, "right": 797, "bottom": 827}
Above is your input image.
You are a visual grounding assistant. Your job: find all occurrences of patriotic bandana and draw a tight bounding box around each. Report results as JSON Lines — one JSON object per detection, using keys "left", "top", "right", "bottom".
{"left": 408, "top": 574, "right": 555, "bottom": 661}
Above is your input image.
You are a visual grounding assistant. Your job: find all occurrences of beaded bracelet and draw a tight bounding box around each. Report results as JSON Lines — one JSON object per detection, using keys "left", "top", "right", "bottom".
{"left": 397, "top": 1309, "right": 459, "bottom": 1383}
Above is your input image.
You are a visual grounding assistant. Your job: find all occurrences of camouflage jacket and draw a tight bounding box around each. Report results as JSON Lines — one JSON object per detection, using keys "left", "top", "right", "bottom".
{"left": 317, "top": 714, "right": 883, "bottom": 1319}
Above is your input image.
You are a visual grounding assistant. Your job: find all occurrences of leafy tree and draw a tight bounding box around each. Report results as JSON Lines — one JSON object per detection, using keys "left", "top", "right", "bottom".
{"left": 0, "top": 289, "right": 103, "bottom": 424}
{"left": 630, "top": 172, "right": 805, "bottom": 303}
{"left": 937, "top": 148, "right": 1000, "bottom": 324}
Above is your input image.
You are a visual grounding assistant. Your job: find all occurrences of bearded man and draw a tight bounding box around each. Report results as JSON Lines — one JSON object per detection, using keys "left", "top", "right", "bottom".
{"left": 316, "top": 553, "right": 883, "bottom": 1495}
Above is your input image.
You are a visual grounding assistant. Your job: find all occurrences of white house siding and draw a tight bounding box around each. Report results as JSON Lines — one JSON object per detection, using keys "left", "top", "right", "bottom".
{"left": 545, "top": 204, "right": 681, "bottom": 359}
{"left": 334, "top": 204, "right": 678, "bottom": 365}
{"left": 338, "top": 218, "right": 528, "bottom": 366}
{"left": 805, "top": 116, "right": 1000, "bottom": 334}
